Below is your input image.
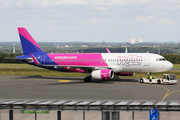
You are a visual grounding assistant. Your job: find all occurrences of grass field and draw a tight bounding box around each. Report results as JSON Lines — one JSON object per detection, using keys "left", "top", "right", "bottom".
{"left": 172, "top": 64, "right": 180, "bottom": 69}
{"left": 0, "top": 64, "right": 36, "bottom": 68}
{"left": 0, "top": 63, "right": 179, "bottom": 79}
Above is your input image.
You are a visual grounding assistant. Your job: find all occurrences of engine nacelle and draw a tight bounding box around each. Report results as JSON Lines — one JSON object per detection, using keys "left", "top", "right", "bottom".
{"left": 91, "top": 69, "right": 114, "bottom": 80}
{"left": 115, "top": 72, "right": 135, "bottom": 76}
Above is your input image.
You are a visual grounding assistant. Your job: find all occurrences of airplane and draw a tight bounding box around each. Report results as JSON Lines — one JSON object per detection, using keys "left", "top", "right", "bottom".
{"left": 16, "top": 27, "right": 173, "bottom": 82}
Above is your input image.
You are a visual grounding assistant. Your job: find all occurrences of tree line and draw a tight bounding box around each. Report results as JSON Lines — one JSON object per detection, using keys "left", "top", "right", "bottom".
{"left": 162, "top": 54, "right": 180, "bottom": 64}
{"left": 0, "top": 53, "right": 22, "bottom": 63}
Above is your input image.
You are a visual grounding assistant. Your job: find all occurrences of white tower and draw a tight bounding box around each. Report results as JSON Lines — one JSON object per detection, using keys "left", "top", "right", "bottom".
{"left": 139, "top": 36, "right": 143, "bottom": 43}
{"left": 130, "top": 38, "right": 136, "bottom": 44}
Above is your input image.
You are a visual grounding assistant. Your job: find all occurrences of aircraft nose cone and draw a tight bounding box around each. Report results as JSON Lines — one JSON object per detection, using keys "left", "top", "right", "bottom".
{"left": 169, "top": 62, "right": 173, "bottom": 69}
{"left": 166, "top": 62, "right": 173, "bottom": 70}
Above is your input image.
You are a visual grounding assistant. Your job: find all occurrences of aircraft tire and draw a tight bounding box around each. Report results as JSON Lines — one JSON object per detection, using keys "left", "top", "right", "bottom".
{"left": 140, "top": 78, "right": 144, "bottom": 83}
{"left": 84, "top": 77, "right": 91, "bottom": 82}
{"left": 157, "top": 80, "right": 161, "bottom": 84}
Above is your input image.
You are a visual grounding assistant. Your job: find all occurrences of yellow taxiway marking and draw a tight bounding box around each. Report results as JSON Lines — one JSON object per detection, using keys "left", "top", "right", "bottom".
{"left": 161, "top": 89, "right": 180, "bottom": 101}
{"left": 151, "top": 85, "right": 180, "bottom": 101}
{"left": 58, "top": 80, "right": 71, "bottom": 82}
{"left": 135, "top": 83, "right": 180, "bottom": 101}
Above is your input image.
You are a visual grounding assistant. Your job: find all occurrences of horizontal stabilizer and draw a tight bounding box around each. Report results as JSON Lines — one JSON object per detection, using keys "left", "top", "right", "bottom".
{"left": 5, "top": 57, "right": 32, "bottom": 60}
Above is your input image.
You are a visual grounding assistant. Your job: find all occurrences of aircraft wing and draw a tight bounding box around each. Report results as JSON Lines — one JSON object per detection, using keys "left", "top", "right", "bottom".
{"left": 53, "top": 65, "right": 112, "bottom": 72}
{"left": 53, "top": 65, "right": 122, "bottom": 73}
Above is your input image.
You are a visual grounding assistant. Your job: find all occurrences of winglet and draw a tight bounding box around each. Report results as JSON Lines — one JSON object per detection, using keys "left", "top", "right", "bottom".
{"left": 106, "top": 48, "right": 111, "bottom": 53}
{"left": 30, "top": 53, "right": 40, "bottom": 65}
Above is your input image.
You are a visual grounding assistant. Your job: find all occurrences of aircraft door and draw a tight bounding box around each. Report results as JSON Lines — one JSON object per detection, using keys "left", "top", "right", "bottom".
{"left": 40, "top": 55, "right": 46, "bottom": 65}
{"left": 144, "top": 56, "right": 149, "bottom": 66}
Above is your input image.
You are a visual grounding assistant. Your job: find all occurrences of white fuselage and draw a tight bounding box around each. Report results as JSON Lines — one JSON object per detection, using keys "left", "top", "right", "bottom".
{"left": 101, "top": 53, "right": 173, "bottom": 73}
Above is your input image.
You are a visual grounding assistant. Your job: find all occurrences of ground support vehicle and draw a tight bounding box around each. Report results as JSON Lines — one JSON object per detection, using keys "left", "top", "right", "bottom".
{"left": 139, "top": 74, "right": 177, "bottom": 84}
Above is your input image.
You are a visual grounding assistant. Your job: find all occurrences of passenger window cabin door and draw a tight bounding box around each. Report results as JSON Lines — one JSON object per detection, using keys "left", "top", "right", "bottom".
{"left": 144, "top": 56, "right": 150, "bottom": 66}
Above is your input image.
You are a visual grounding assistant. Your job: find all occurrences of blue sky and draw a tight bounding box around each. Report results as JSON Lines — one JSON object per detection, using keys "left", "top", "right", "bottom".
{"left": 0, "top": 0, "right": 180, "bottom": 42}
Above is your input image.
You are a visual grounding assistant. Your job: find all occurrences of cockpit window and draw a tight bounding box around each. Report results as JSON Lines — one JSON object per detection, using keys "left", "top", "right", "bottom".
{"left": 162, "top": 58, "right": 166, "bottom": 61}
{"left": 156, "top": 58, "right": 167, "bottom": 61}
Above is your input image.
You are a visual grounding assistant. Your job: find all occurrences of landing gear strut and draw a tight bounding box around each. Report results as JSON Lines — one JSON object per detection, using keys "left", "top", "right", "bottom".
{"left": 84, "top": 77, "right": 91, "bottom": 82}
{"left": 84, "top": 69, "right": 92, "bottom": 82}
{"left": 147, "top": 72, "right": 151, "bottom": 78}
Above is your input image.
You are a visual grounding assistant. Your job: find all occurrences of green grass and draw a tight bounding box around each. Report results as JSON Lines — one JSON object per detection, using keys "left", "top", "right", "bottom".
{"left": 172, "top": 64, "right": 180, "bottom": 69}
{"left": 0, "top": 68, "right": 86, "bottom": 77}
{"left": 0, "top": 63, "right": 179, "bottom": 79}
{"left": 0, "top": 63, "right": 35, "bottom": 68}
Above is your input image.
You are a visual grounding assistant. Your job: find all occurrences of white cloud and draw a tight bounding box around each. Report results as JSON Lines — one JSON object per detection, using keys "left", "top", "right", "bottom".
{"left": 92, "top": 0, "right": 153, "bottom": 6}
{"left": 87, "top": 18, "right": 98, "bottom": 24}
{"left": 49, "top": 20, "right": 57, "bottom": 23}
{"left": 52, "top": 0, "right": 90, "bottom": 6}
{"left": 58, "top": 26, "right": 84, "bottom": 30}
{"left": 157, "top": 18, "right": 176, "bottom": 25}
{"left": 42, "top": 0, "right": 49, "bottom": 6}
{"left": 0, "top": 0, "right": 180, "bottom": 42}
{"left": 96, "top": 7, "right": 109, "bottom": 11}
{"left": 16, "top": 1, "right": 22, "bottom": 7}
{"left": 0, "top": 0, "right": 158, "bottom": 8}
{"left": 136, "top": 16, "right": 154, "bottom": 24}
{"left": 136, "top": 16, "right": 176, "bottom": 25}
{"left": 49, "top": 26, "right": 58, "bottom": 30}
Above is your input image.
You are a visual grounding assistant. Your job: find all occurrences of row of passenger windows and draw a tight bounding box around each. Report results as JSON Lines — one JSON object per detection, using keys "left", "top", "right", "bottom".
{"left": 108, "top": 59, "right": 142, "bottom": 61}
{"left": 50, "top": 59, "right": 103, "bottom": 62}
{"left": 50, "top": 59, "right": 142, "bottom": 62}
{"left": 50, "top": 58, "right": 167, "bottom": 62}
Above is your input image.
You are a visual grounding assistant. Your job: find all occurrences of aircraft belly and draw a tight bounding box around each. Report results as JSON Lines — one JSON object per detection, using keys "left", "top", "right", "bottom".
{"left": 122, "top": 66, "right": 142, "bottom": 72}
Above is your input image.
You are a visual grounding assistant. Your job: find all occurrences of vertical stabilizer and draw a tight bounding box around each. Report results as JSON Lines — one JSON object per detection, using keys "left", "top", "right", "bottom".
{"left": 18, "top": 27, "right": 45, "bottom": 55}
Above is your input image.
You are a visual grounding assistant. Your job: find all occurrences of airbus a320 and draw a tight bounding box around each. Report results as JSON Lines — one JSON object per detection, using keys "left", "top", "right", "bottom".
{"left": 16, "top": 28, "right": 173, "bottom": 82}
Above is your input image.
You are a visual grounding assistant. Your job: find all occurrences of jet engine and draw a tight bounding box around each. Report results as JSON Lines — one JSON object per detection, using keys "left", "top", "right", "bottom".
{"left": 91, "top": 69, "right": 114, "bottom": 80}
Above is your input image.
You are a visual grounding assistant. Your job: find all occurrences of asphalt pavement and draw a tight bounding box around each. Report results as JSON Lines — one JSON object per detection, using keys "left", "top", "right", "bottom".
{"left": 0, "top": 75, "right": 179, "bottom": 101}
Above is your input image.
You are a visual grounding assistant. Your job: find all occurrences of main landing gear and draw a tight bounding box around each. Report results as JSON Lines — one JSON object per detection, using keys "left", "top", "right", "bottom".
{"left": 84, "top": 70, "right": 92, "bottom": 82}
{"left": 84, "top": 77, "right": 91, "bottom": 82}
{"left": 147, "top": 72, "right": 151, "bottom": 78}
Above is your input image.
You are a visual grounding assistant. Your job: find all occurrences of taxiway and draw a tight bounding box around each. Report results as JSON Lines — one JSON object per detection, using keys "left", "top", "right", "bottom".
{"left": 0, "top": 76, "right": 179, "bottom": 101}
